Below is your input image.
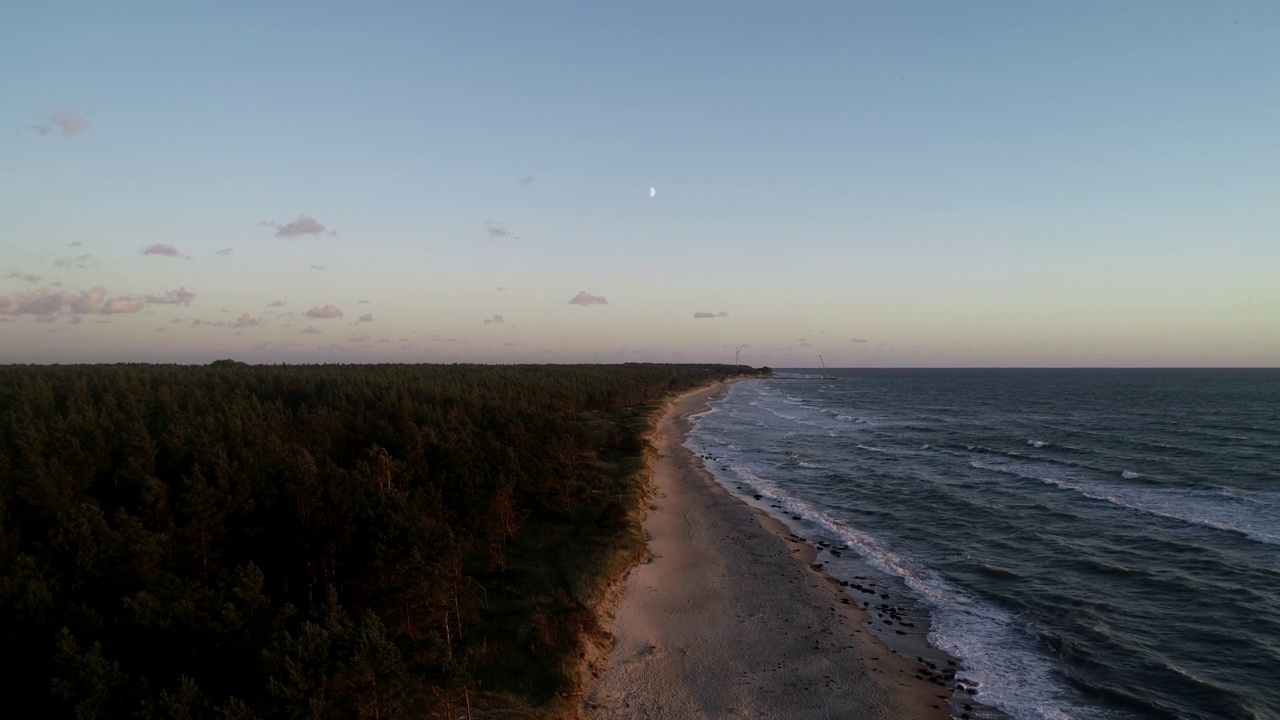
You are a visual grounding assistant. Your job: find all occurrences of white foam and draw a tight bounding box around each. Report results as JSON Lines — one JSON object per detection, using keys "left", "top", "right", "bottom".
{"left": 689, "top": 388, "right": 1139, "bottom": 719}
{"left": 1121, "top": 470, "right": 1142, "bottom": 480}
{"left": 700, "top": 462, "right": 1124, "bottom": 720}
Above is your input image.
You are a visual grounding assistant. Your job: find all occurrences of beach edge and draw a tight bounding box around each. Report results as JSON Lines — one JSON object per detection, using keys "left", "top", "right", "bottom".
{"left": 580, "top": 380, "right": 952, "bottom": 720}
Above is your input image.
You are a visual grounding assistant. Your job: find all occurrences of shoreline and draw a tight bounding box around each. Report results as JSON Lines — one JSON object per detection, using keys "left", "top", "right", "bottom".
{"left": 583, "top": 381, "right": 953, "bottom": 719}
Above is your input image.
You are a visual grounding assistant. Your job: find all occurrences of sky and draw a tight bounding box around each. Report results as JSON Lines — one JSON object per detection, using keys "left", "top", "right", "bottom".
{"left": 2, "top": 1, "right": 1278, "bottom": 367}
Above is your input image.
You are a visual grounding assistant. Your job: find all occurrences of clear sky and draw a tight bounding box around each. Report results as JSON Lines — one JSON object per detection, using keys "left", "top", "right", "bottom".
{"left": 3, "top": 1, "right": 1277, "bottom": 367}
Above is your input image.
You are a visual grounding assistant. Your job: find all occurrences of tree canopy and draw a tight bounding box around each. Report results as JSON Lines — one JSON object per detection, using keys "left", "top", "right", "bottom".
{"left": 0, "top": 362, "right": 765, "bottom": 718}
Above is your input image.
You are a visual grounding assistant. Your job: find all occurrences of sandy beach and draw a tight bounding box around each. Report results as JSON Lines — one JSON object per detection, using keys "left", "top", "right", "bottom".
{"left": 585, "top": 382, "right": 952, "bottom": 720}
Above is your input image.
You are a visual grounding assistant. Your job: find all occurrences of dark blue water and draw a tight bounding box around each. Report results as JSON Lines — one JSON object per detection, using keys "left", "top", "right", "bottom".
{"left": 686, "top": 370, "right": 1280, "bottom": 720}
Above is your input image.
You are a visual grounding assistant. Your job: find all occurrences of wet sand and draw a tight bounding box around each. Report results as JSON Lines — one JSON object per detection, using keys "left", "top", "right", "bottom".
{"left": 585, "top": 382, "right": 952, "bottom": 720}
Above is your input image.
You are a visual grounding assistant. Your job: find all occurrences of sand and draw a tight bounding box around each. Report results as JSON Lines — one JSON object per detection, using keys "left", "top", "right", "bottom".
{"left": 584, "top": 382, "right": 952, "bottom": 720}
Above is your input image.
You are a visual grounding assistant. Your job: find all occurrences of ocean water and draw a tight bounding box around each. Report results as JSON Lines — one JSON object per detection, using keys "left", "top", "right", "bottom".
{"left": 685, "top": 369, "right": 1280, "bottom": 720}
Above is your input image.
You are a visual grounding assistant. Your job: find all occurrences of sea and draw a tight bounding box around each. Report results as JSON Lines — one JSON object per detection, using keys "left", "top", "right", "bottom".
{"left": 684, "top": 369, "right": 1280, "bottom": 720}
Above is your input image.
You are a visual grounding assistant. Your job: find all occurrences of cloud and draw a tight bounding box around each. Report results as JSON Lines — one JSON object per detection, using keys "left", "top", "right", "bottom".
{"left": 851, "top": 337, "right": 869, "bottom": 343}
{"left": 305, "top": 304, "right": 343, "bottom": 319}
{"left": 568, "top": 291, "right": 608, "bottom": 306}
{"left": 299, "top": 326, "right": 322, "bottom": 334}
{"left": 192, "top": 319, "right": 228, "bottom": 328}
{"left": 484, "top": 314, "right": 504, "bottom": 324}
{"left": 261, "top": 214, "right": 333, "bottom": 238}
{"left": 519, "top": 175, "right": 535, "bottom": 186}
{"left": 101, "top": 297, "right": 143, "bottom": 314}
{"left": 497, "top": 286, "right": 508, "bottom": 291}
{"left": 267, "top": 300, "right": 286, "bottom": 307}
{"left": 232, "top": 313, "right": 261, "bottom": 328}
{"left": 309, "top": 264, "right": 326, "bottom": 270}
{"left": 347, "top": 334, "right": 371, "bottom": 343}
{"left": 484, "top": 221, "right": 513, "bottom": 241}
{"left": 357, "top": 299, "right": 371, "bottom": 304}
{"left": 797, "top": 338, "right": 812, "bottom": 348}
{"left": 6, "top": 271, "right": 42, "bottom": 284}
{"left": 169, "top": 317, "right": 184, "bottom": 324}
{"left": 32, "top": 111, "right": 90, "bottom": 137}
{"left": 357, "top": 313, "right": 374, "bottom": 323}
{"left": 52, "top": 254, "right": 98, "bottom": 269}
{"left": 0, "top": 286, "right": 142, "bottom": 316}
{"left": 693, "top": 311, "right": 730, "bottom": 319}
{"left": 142, "top": 244, "right": 179, "bottom": 257}
{"left": 143, "top": 287, "right": 196, "bottom": 305}
{"left": 67, "top": 241, "right": 82, "bottom": 248}
{"left": 216, "top": 248, "right": 233, "bottom": 256}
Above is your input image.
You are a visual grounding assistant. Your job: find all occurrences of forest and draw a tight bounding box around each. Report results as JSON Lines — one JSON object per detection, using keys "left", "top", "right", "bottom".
{"left": 0, "top": 362, "right": 767, "bottom": 718}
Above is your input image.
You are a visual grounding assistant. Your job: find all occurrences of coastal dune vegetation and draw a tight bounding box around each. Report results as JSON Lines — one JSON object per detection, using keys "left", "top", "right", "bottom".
{"left": 0, "top": 362, "right": 766, "bottom": 719}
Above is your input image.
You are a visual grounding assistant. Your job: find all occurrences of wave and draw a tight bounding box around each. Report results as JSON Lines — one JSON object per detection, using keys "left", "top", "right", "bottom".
{"left": 686, "top": 450, "right": 1128, "bottom": 719}
{"left": 980, "top": 564, "right": 1022, "bottom": 580}
{"left": 961, "top": 457, "right": 1280, "bottom": 547}
{"left": 1035, "top": 477, "right": 1280, "bottom": 547}
{"left": 714, "top": 372, "right": 1280, "bottom": 718}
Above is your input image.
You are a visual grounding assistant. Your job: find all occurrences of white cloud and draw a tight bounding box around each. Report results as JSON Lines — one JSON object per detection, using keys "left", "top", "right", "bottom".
{"left": 216, "top": 248, "right": 233, "bottom": 256}
{"left": 141, "top": 243, "right": 183, "bottom": 257}
{"left": 484, "top": 221, "right": 513, "bottom": 241}
{"left": 0, "top": 286, "right": 147, "bottom": 317}
{"left": 32, "top": 111, "right": 89, "bottom": 137}
{"left": 568, "top": 291, "right": 608, "bottom": 306}
{"left": 693, "top": 311, "right": 730, "bottom": 319}
{"left": 261, "top": 214, "right": 334, "bottom": 238}
{"left": 52, "top": 254, "right": 98, "bottom": 269}
{"left": 5, "top": 271, "right": 42, "bottom": 283}
{"left": 143, "top": 287, "right": 196, "bottom": 305}
{"left": 232, "top": 313, "right": 261, "bottom": 328}
{"left": 305, "top": 304, "right": 343, "bottom": 319}
{"left": 101, "top": 297, "right": 143, "bottom": 314}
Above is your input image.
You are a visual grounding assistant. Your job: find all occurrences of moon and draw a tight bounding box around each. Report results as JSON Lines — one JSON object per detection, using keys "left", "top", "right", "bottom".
{"left": 649, "top": 187, "right": 656, "bottom": 198}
